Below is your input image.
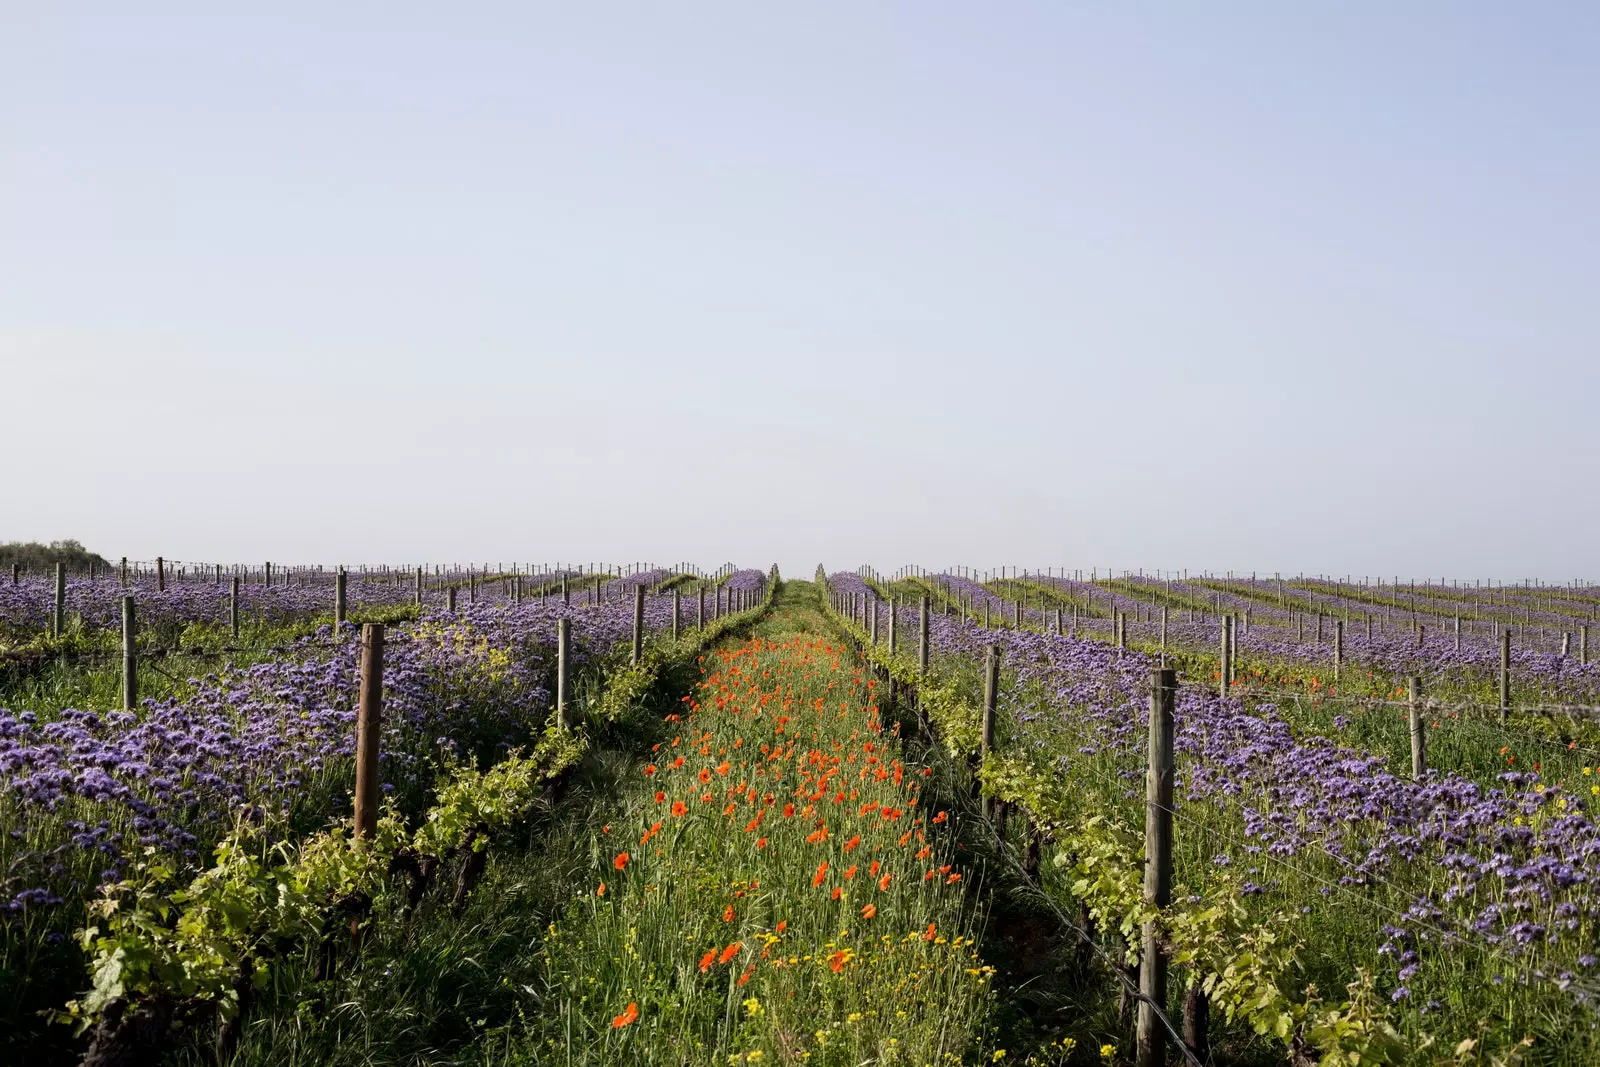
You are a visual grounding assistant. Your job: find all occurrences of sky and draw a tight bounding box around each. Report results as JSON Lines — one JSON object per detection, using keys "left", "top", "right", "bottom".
{"left": 2, "top": 3, "right": 1596, "bottom": 584}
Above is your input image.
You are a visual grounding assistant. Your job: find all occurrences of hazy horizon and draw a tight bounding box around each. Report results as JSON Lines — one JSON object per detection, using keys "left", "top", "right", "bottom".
{"left": 4, "top": 4, "right": 1596, "bottom": 582}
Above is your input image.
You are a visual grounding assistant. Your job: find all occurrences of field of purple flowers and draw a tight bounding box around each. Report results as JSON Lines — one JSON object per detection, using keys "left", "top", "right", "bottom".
{"left": 0, "top": 564, "right": 770, "bottom": 1064}
{"left": 838, "top": 570, "right": 1600, "bottom": 1063}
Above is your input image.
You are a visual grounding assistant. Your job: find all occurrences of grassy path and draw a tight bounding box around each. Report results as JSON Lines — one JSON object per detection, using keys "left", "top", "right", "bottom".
{"left": 488, "top": 582, "right": 1002, "bottom": 1066}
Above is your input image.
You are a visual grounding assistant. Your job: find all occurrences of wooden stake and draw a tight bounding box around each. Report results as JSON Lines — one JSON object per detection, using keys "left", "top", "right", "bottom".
{"left": 919, "top": 595, "right": 931, "bottom": 675}
{"left": 1334, "top": 619, "right": 1344, "bottom": 681}
{"left": 156, "top": 556, "right": 165, "bottom": 593}
{"left": 556, "top": 618, "right": 570, "bottom": 729}
{"left": 53, "top": 563, "right": 65, "bottom": 638}
{"left": 1500, "top": 629, "right": 1511, "bottom": 723}
{"left": 335, "top": 568, "right": 347, "bottom": 629}
{"left": 1218, "top": 615, "right": 1232, "bottom": 698}
{"left": 230, "top": 576, "right": 240, "bottom": 639}
{"left": 1409, "top": 676, "right": 1426, "bottom": 778}
{"left": 980, "top": 644, "right": 999, "bottom": 818}
{"left": 354, "top": 624, "right": 385, "bottom": 842}
{"left": 121, "top": 596, "right": 138, "bottom": 711}
{"left": 1138, "top": 667, "right": 1176, "bottom": 1067}
{"left": 632, "top": 584, "right": 645, "bottom": 665}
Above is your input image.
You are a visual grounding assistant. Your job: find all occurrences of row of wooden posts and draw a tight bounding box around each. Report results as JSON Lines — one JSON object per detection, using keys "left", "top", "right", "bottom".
{"left": 41, "top": 562, "right": 758, "bottom": 645}
{"left": 351, "top": 578, "right": 762, "bottom": 840}
{"left": 107, "top": 575, "right": 763, "bottom": 711}
{"left": 831, "top": 584, "right": 1186, "bottom": 1067}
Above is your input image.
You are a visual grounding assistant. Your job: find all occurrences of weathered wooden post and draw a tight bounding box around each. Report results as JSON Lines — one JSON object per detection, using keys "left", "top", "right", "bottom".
{"left": 414, "top": 566, "right": 423, "bottom": 607}
{"left": 1582, "top": 624, "right": 1590, "bottom": 665}
{"left": 888, "top": 596, "right": 898, "bottom": 655}
{"left": 121, "top": 596, "right": 138, "bottom": 711}
{"left": 1454, "top": 615, "right": 1462, "bottom": 652}
{"left": 698, "top": 588, "right": 706, "bottom": 629}
{"left": 118, "top": 557, "right": 127, "bottom": 586}
{"left": 53, "top": 563, "right": 65, "bottom": 638}
{"left": 1334, "top": 619, "right": 1344, "bottom": 682}
{"left": 1138, "top": 667, "right": 1177, "bottom": 1067}
{"left": 1500, "top": 630, "right": 1511, "bottom": 723}
{"left": 919, "top": 595, "right": 931, "bottom": 675}
{"left": 447, "top": 586, "right": 457, "bottom": 614}
{"left": 1409, "top": 676, "right": 1426, "bottom": 778}
{"left": 230, "top": 576, "right": 241, "bottom": 639}
{"left": 335, "top": 568, "right": 348, "bottom": 629}
{"left": 354, "top": 624, "right": 385, "bottom": 842}
{"left": 980, "top": 644, "right": 999, "bottom": 817}
{"left": 632, "top": 584, "right": 645, "bottom": 665}
{"left": 1219, "top": 615, "right": 1233, "bottom": 698}
{"left": 156, "top": 556, "right": 166, "bottom": 593}
{"left": 672, "top": 588, "right": 681, "bottom": 640}
{"left": 556, "top": 618, "right": 570, "bottom": 729}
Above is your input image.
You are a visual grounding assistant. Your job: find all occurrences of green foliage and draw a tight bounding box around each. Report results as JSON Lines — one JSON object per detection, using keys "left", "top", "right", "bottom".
{"left": 63, "top": 733, "right": 585, "bottom": 1034}
{"left": 0, "top": 539, "right": 108, "bottom": 571}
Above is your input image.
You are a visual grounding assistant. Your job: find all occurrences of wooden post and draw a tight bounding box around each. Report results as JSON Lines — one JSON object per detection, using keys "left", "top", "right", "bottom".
{"left": 672, "top": 589, "right": 681, "bottom": 640}
{"left": 447, "top": 586, "right": 457, "bottom": 613}
{"left": 265, "top": 561, "right": 272, "bottom": 587}
{"left": 980, "top": 644, "right": 999, "bottom": 817}
{"left": 1408, "top": 676, "right": 1426, "bottom": 778}
{"left": 1218, "top": 615, "right": 1232, "bottom": 698}
{"left": 919, "top": 595, "right": 931, "bottom": 675}
{"left": 1116, "top": 612, "right": 1126, "bottom": 653}
{"left": 1138, "top": 667, "right": 1177, "bottom": 1067}
{"left": 1334, "top": 619, "right": 1344, "bottom": 682}
{"left": 121, "top": 596, "right": 138, "bottom": 711}
{"left": 230, "top": 576, "right": 241, "bottom": 639}
{"left": 53, "top": 563, "right": 65, "bottom": 638}
{"left": 156, "top": 556, "right": 166, "bottom": 593}
{"left": 335, "top": 568, "right": 348, "bottom": 629}
{"left": 632, "top": 584, "right": 645, "bottom": 665}
{"left": 1160, "top": 607, "right": 1168, "bottom": 654}
{"left": 414, "top": 566, "right": 423, "bottom": 606}
{"left": 354, "top": 624, "right": 385, "bottom": 842}
{"left": 1583, "top": 624, "right": 1590, "bottom": 665}
{"left": 556, "top": 618, "right": 570, "bottom": 729}
{"left": 869, "top": 597, "right": 879, "bottom": 645}
{"left": 1562, "top": 632, "right": 1572, "bottom": 657}
{"left": 1500, "top": 630, "right": 1511, "bottom": 723}
{"left": 119, "top": 557, "right": 127, "bottom": 586}
{"left": 888, "top": 596, "right": 898, "bottom": 654}
{"left": 1454, "top": 615, "right": 1461, "bottom": 652}
{"left": 698, "top": 588, "right": 705, "bottom": 629}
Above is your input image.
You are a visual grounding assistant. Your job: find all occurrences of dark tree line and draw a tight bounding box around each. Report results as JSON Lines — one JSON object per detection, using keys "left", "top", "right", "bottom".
{"left": 0, "top": 540, "right": 110, "bottom": 572}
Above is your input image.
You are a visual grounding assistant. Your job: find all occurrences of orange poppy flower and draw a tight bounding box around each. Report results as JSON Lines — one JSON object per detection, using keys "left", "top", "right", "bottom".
{"left": 861, "top": 903, "right": 876, "bottom": 919}
{"left": 611, "top": 1001, "right": 639, "bottom": 1028}
{"left": 812, "top": 861, "right": 829, "bottom": 887}
{"left": 698, "top": 948, "right": 717, "bottom": 972}
{"left": 878, "top": 873, "right": 892, "bottom": 891}
{"left": 671, "top": 801, "right": 688, "bottom": 818}
{"left": 718, "top": 941, "right": 742, "bottom": 964}
{"left": 723, "top": 904, "right": 735, "bottom": 922}
{"left": 613, "top": 853, "right": 630, "bottom": 871}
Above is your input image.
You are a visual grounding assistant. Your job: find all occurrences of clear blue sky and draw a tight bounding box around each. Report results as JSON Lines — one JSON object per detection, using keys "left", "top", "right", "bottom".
{"left": 3, "top": 4, "right": 1596, "bottom": 582}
